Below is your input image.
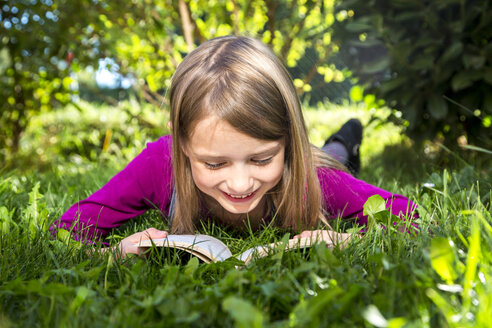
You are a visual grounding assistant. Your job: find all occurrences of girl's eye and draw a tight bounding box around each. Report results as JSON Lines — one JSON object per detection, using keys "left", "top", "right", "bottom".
{"left": 252, "top": 157, "right": 273, "bottom": 165}
{"left": 204, "top": 162, "right": 225, "bottom": 170}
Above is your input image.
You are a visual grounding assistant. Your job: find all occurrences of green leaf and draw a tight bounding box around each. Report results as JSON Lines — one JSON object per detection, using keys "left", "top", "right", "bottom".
{"left": 394, "top": 11, "right": 422, "bottom": 22}
{"left": 363, "top": 305, "right": 388, "bottom": 327}
{"left": 391, "top": 0, "right": 419, "bottom": 9}
{"left": 427, "top": 94, "right": 448, "bottom": 119}
{"left": 388, "top": 317, "right": 407, "bottom": 328}
{"left": 451, "top": 70, "right": 482, "bottom": 91}
{"left": 345, "top": 22, "right": 372, "bottom": 32}
{"left": 460, "top": 145, "right": 492, "bottom": 155}
{"left": 379, "top": 77, "right": 406, "bottom": 94}
{"left": 440, "top": 41, "right": 463, "bottom": 63}
{"left": 146, "top": 75, "right": 158, "bottom": 93}
{"left": 222, "top": 296, "right": 264, "bottom": 328}
{"left": 348, "top": 39, "right": 383, "bottom": 48}
{"left": 483, "top": 92, "right": 492, "bottom": 114}
{"left": 184, "top": 257, "right": 199, "bottom": 277}
{"left": 289, "top": 287, "right": 344, "bottom": 326}
{"left": 426, "top": 288, "right": 458, "bottom": 322}
{"left": 463, "top": 54, "right": 485, "bottom": 69}
{"left": 360, "top": 56, "right": 390, "bottom": 74}
{"left": 0, "top": 48, "right": 11, "bottom": 75}
{"left": 0, "top": 206, "right": 16, "bottom": 233}
{"left": 483, "top": 68, "right": 492, "bottom": 86}
{"left": 463, "top": 217, "right": 481, "bottom": 311}
{"left": 70, "top": 286, "right": 92, "bottom": 313}
{"left": 411, "top": 56, "right": 434, "bottom": 71}
{"left": 430, "top": 238, "right": 458, "bottom": 283}
{"left": 57, "top": 228, "right": 72, "bottom": 243}
{"left": 363, "top": 195, "right": 386, "bottom": 216}
{"left": 350, "top": 85, "right": 364, "bottom": 102}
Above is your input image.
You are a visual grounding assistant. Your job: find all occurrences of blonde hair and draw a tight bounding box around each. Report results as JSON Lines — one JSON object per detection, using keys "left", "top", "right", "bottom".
{"left": 169, "top": 35, "right": 345, "bottom": 234}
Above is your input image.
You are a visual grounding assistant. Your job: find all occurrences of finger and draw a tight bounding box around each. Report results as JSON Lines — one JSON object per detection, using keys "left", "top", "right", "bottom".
{"left": 144, "top": 227, "right": 159, "bottom": 234}
{"left": 147, "top": 230, "right": 168, "bottom": 238}
{"left": 145, "top": 229, "right": 168, "bottom": 239}
{"left": 293, "top": 231, "right": 312, "bottom": 239}
{"left": 300, "top": 231, "right": 314, "bottom": 238}
{"left": 142, "top": 228, "right": 168, "bottom": 239}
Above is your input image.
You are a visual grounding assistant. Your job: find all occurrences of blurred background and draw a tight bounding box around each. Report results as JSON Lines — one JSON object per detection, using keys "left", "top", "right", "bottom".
{"left": 1, "top": 3, "right": 492, "bottom": 326}
{"left": 1, "top": 0, "right": 490, "bottom": 176}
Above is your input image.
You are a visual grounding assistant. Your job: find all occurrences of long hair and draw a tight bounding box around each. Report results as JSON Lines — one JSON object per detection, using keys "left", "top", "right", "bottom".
{"left": 169, "top": 35, "right": 345, "bottom": 234}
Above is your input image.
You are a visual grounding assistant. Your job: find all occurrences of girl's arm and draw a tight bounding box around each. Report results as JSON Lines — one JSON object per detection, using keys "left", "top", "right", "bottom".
{"left": 50, "top": 136, "right": 174, "bottom": 244}
{"left": 317, "top": 168, "right": 418, "bottom": 226}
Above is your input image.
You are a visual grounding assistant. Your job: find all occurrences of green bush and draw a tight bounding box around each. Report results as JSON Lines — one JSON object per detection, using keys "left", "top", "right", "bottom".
{"left": 0, "top": 1, "right": 111, "bottom": 155}
{"left": 332, "top": 0, "right": 492, "bottom": 147}
{"left": 14, "top": 99, "right": 168, "bottom": 171}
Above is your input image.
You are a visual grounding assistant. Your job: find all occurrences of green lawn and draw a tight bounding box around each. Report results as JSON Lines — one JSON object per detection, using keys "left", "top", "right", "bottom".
{"left": 0, "top": 101, "right": 491, "bottom": 327}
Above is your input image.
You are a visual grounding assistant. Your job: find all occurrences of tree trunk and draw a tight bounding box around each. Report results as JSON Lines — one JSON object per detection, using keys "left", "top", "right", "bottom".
{"left": 178, "top": 0, "right": 194, "bottom": 52}
{"left": 11, "top": 54, "right": 26, "bottom": 155}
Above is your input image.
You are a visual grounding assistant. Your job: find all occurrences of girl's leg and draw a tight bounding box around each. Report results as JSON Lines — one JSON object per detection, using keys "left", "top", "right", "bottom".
{"left": 322, "top": 119, "right": 363, "bottom": 176}
{"left": 321, "top": 141, "right": 348, "bottom": 164}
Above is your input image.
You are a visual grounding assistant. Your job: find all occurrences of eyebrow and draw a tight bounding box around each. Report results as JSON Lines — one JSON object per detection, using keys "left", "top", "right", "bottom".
{"left": 193, "top": 144, "right": 283, "bottom": 161}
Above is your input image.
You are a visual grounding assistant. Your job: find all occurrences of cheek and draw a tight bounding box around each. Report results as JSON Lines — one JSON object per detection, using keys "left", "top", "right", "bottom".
{"left": 259, "top": 160, "right": 284, "bottom": 185}
{"left": 189, "top": 164, "right": 220, "bottom": 189}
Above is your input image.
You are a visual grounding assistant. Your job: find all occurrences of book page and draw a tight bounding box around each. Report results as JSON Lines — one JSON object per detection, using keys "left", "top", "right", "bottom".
{"left": 237, "top": 232, "right": 354, "bottom": 265}
{"left": 137, "top": 234, "right": 233, "bottom": 262}
{"left": 237, "top": 237, "right": 316, "bottom": 264}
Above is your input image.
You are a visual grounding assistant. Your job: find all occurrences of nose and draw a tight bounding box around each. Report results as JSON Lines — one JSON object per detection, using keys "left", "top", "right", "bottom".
{"left": 226, "top": 165, "right": 254, "bottom": 194}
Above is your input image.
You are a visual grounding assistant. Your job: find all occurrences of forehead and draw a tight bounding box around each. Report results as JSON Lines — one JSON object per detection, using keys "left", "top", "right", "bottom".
{"left": 186, "top": 116, "right": 284, "bottom": 157}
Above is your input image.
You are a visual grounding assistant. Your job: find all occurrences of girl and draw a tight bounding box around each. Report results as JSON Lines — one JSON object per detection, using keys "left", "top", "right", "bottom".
{"left": 51, "top": 36, "right": 417, "bottom": 258}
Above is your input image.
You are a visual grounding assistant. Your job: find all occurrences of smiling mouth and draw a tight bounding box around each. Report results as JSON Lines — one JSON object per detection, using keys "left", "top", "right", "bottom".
{"left": 222, "top": 190, "right": 257, "bottom": 202}
{"left": 229, "top": 192, "right": 253, "bottom": 199}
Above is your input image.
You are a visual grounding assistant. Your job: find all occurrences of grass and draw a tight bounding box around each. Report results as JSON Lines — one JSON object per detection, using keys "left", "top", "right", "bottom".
{"left": 0, "top": 100, "right": 491, "bottom": 327}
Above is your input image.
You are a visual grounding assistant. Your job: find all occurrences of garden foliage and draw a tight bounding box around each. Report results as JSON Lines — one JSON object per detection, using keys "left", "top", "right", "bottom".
{"left": 0, "top": 158, "right": 491, "bottom": 327}
{"left": 1, "top": 0, "right": 345, "bottom": 157}
{"left": 0, "top": 0, "right": 112, "bottom": 154}
{"left": 1, "top": 103, "right": 491, "bottom": 326}
{"left": 333, "top": 0, "right": 492, "bottom": 146}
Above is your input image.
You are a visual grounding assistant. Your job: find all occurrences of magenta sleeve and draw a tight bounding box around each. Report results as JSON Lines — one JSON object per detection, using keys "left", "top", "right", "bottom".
{"left": 50, "top": 136, "right": 174, "bottom": 242}
{"left": 317, "top": 168, "right": 418, "bottom": 225}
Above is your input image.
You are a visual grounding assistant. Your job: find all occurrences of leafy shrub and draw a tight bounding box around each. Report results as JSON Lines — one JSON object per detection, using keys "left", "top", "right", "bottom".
{"left": 15, "top": 99, "right": 168, "bottom": 171}
{"left": 332, "top": 0, "right": 492, "bottom": 147}
{"left": 0, "top": 1, "right": 111, "bottom": 155}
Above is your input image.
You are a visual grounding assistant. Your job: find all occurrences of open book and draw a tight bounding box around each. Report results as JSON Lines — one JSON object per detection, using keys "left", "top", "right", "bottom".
{"left": 136, "top": 232, "right": 353, "bottom": 265}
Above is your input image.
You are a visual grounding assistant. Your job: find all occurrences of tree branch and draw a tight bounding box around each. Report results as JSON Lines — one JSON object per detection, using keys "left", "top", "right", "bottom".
{"left": 178, "top": 0, "right": 194, "bottom": 52}
{"left": 140, "top": 83, "right": 169, "bottom": 108}
{"left": 295, "top": 46, "right": 333, "bottom": 96}
{"left": 280, "top": 2, "right": 314, "bottom": 61}
{"left": 231, "top": 0, "right": 240, "bottom": 34}
{"left": 304, "top": 49, "right": 332, "bottom": 87}
{"left": 265, "top": 0, "right": 277, "bottom": 45}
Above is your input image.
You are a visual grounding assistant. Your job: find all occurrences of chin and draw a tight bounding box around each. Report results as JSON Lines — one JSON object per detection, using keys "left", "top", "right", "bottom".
{"left": 221, "top": 199, "right": 261, "bottom": 215}
{"left": 223, "top": 204, "right": 255, "bottom": 215}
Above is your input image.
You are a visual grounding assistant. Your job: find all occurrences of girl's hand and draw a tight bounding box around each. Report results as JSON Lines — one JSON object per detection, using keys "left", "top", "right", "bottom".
{"left": 293, "top": 230, "right": 355, "bottom": 247}
{"left": 112, "top": 228, "right": 168, "bottom": 259}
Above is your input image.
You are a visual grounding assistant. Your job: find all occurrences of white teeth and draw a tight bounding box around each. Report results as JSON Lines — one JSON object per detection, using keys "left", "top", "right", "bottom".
{"left": 228, "top": 192, "right": 253, "bottom": 199}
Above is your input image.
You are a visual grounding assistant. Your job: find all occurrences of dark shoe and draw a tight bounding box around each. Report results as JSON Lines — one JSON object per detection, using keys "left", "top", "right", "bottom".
{"left": 324, "top": 119, "right": 363, "bottom": 176}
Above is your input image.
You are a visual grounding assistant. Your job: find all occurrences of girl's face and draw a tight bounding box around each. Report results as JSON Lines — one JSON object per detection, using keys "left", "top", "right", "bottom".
{"left": 183, "top": 116, "right": 285, "bottom": 217}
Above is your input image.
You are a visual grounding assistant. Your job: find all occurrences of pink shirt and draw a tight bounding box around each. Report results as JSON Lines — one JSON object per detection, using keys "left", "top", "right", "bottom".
{"left": 51, "top": 135, "right": 417, "bottom": 241}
